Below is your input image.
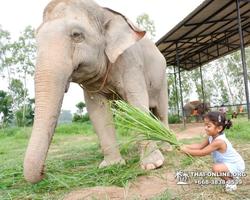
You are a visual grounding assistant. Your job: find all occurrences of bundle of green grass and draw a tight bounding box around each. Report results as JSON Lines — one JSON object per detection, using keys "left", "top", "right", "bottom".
{"left": 109, "top": 100, "right": 181, "bottom": 148}
{"left": 108, "top": 100, "right": 204, "bottom": 168}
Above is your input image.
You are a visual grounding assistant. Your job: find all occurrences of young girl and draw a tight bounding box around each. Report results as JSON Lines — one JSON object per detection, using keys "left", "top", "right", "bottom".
{"left": 178, "top": 112, "right": 245, "bottom": 192}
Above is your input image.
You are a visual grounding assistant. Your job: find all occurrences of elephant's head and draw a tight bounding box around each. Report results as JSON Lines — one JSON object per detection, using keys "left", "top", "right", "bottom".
{"left": 196, "top": 101, "right": 211, "bottom": 118}
{"left": 24, "top": 0, "right": 145, "bottom": 184}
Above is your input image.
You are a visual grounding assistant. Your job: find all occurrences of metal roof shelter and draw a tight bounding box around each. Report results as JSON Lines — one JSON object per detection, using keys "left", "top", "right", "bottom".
{"left": 156, "top": 0, "right": 250, "bottom": 123}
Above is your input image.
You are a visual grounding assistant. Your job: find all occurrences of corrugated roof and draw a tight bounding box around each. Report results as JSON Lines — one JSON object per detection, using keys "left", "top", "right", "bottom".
{"left": 156, "top": 0, "right": 250, "bottom": 71}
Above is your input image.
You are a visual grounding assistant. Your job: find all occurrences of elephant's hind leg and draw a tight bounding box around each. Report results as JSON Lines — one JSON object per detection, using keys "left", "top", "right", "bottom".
{"left": 152, "top": 83, "right": 173, "bottom": 152}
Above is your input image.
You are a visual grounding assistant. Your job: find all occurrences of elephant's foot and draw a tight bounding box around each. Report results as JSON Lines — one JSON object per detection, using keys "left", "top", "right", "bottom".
{"left": 160, "top": 141, "right": 173, "bottom": 152}
{"left": 139, "top": 141, "right": 164, "bottom": 170}
{"left": 140, "top": 149, "right": 164, "bottom": 170}
{"left": 99, "top": 157, "right": 126, "bottom": 168}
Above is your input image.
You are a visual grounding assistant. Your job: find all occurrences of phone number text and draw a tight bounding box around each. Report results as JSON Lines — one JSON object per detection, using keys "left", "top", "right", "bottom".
{"left": 194, "top": 180, "right": 242, "bottom": 185}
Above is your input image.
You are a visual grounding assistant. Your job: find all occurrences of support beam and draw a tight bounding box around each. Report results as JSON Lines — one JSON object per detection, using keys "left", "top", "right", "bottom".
{"left": 199, "top": 52, "right": 206, "bottom": 115}
{"left": 174, "top": 66, "right": 180, "bottom": 121}
{"left": 176, "top": 43, "right": 185, "bottom": 127}
{"left": 236, "top": 0, "right": 250, "bottom": 120}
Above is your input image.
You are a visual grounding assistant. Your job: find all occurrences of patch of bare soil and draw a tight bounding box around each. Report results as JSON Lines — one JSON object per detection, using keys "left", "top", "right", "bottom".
{"left": 64, "top": 172, "right": 197, "bottom": 200}
{"left": 170, "top": 123, "right": 206, "bottom": 140}
{"left": 64, "top": 123, "right": 206, "bottom": 200}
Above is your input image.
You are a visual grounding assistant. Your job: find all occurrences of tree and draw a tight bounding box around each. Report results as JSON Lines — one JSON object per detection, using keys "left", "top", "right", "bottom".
{"left": 0, "top": 25, "right": 18, "bottom": 115}
{"left": 73, "top": 102, "right": 90, "bottom": 123}
{"left": 216, "top": 49, "right": 250, "bottom": 106}
{"left": 76, "top": 102, "right": 86, "bottom": 117}
{"left": 1, "top": 25, "right": 36, "bottom": 127}
{"left": 12, "top": 26, "right": 36, "bottom": 123}
{"left": 58, "top": 110, "right": 72, "bottom": 124}
{"left": 136, "top": 13, "right": 156, "bottom": 41}
{"left": 0, "top": 90, "right": 13, "bottom": 128}
{"left": 9, "top": 79, "right": 26, "bottom": 111}
{"left": 25, "top": 98, "right": 35, "bottom": 126}
{"left": 15, "top": 98, "right": 35, "bottom": 127}
{"left": 0, "top": 25, "right": 12, "bottom": 76}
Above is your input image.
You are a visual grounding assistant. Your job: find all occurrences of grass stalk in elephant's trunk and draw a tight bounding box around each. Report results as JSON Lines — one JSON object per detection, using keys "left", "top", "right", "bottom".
{"left": 108, "top": 100, "right": 203, "bottom": 165}
{"left": 23, "top": 60, "right": 73, "bottom": 183}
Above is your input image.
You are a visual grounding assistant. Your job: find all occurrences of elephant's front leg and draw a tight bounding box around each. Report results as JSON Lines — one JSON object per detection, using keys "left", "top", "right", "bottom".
{"left": 84, "top": 91, "right": 125, "bottom": 168}
{"left": 139, "top": 140, "right": 164, "bottom": 170}
{"left": 125, "top": 92, "right": 164, "bottom": 170}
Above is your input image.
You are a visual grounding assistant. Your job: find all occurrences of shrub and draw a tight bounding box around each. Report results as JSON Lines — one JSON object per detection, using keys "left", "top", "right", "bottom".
{"left": 168, "top": 115, "right": 180, "bottom": 124}
{"left": 55, "top": 122, "right": 94, "bottom": 135}
{"left": 72, "top": 113, "right": 90, "bottom": 123}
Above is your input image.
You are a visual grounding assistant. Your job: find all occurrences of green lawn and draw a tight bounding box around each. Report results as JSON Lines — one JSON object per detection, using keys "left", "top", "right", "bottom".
{"left": 0, "top": 120, "right": 249, "bottom": 199}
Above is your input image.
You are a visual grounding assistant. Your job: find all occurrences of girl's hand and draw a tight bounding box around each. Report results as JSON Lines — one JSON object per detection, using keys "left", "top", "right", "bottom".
{"left": 177, "top": 143, "right": 187, "bottom": 154}
{"left": 179, "top": 147, "right": 187, "bottom": 154}
{"left": 177, "top": 143, "right": 183, "bottom": 150}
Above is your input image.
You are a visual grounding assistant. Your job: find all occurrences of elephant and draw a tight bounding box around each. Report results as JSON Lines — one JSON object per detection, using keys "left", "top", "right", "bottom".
{"left": 183, "top": 101, "right": 211, "bottom": 123}
{"left": 24, "top": 0, "right": 170, "bottom": 184}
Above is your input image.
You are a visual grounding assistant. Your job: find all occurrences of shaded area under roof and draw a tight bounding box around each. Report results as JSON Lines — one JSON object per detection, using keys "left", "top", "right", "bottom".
{"left": 156, "top": 0, "right": 250, "bottom": 71}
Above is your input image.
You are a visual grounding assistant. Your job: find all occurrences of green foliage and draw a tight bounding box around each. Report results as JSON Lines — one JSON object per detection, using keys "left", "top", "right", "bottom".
{"left": 0, "top": 25, "right": 12, "bottom": 76}
{"left": 55, "top": 122, "right": 94, "bottom": 135}
{"left": 1, "top": 25, "right": 36, "bottom": 128}
{"left": 0, "top": 126, "right": 31, "bottom": 140}
{"left": 225, "top": 120, "right": 250, "bottom": 141}
{"left": 9, "top": 79, "right": 25, "bottom": 108}
{"left": 0, "top": 90, "right": 13, "bottom": 127}
{"left": 72, "top": 113, "right": 90, "bottom": 123}
{"left": 136, "top": 13, "right": 156, "bottom": 41}
{"left": 72, "top": 102, "right": 90, "bottom": 123}
{"left": 168, "top": 115, "right": 179, "bottom": 124}
{"left": 14, "top": 97, "right": 34, "bottom": 127}
{"left": 76, "top": 101, "right": 86, "bottom": 116}
{"left": 12, "top": 25, "right": 36, "bottom": 77}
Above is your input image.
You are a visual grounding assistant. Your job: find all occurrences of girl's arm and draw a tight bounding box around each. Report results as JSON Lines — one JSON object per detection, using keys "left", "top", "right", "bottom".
{"left": 183, "top": 137, "right": 209, "bottom": 150}
{"left": 180, "top": 139, "right": 224, "bottom": 157}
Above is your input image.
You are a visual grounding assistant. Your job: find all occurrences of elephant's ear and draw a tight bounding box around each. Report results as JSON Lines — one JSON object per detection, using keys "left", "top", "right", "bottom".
{"left": 103, "top": 8, "right": 146, "bottom": 63}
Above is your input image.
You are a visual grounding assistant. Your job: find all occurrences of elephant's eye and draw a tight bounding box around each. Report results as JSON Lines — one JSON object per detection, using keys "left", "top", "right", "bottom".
{"left": 71, "top": 30, "right": 84, "bottom": 43}
{"left": 73, "top": 32, "right": 80, "bottom": 37}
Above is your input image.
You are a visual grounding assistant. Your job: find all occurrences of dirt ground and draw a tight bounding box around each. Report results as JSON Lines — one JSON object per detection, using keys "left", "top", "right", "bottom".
{"left": 64, "top": 123, "right": 207, "bottom": 200}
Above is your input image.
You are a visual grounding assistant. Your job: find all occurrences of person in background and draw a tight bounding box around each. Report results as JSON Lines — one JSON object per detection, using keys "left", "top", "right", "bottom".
{"left": 220, "top": 104, "right": 226, "bottom": 114}
{"left": 239, "top": 107, "right": 243, "bottom": 113}
{"left": 193, "top": 108, "right": 201, "bottom": 123}
{"left": 178, "top": 112, "right": 245, "bottom": 192}
{"left": 193, "top": 108, "right": 198, "bottom": 116}
{"left": 232, "top": 111, "right": 237, "bottom": 119}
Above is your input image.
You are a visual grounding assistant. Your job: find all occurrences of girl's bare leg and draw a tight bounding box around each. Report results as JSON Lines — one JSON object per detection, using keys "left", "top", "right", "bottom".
{"left": 212, "top": 163, "right": 233, "bottom": 181}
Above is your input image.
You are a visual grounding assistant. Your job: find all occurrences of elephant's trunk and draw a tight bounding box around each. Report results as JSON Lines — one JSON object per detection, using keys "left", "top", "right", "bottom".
{"left": 24, "top": 50, "right": 73, "bottom": 183}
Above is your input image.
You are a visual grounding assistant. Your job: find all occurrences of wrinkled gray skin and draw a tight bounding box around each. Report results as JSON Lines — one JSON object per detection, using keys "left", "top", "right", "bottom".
{"left": 23, "top": 0, "right": 169, "bottom": 184}
{"left": 184, "top": 101, "right": 211, "bottom": 123}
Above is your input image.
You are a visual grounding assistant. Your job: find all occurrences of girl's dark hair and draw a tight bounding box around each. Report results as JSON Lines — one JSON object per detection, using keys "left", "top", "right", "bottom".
{"left": 204, "top": 112, "right": 232, "bottom": 132}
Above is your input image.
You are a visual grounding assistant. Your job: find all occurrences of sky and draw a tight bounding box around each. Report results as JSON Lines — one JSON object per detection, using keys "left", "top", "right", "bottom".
{"left": 0, "top": 0, "right": 204, "bottom": 113}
